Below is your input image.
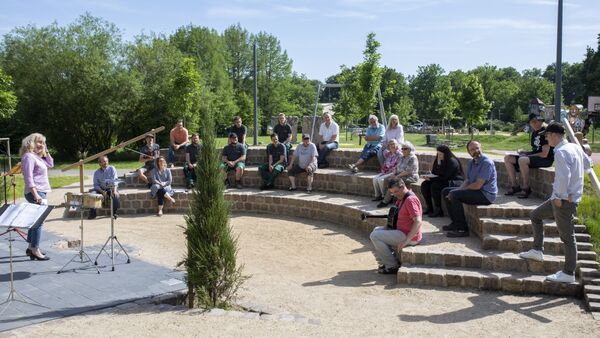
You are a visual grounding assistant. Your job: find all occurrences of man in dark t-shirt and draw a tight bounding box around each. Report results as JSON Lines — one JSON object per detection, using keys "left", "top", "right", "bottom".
{"left": 220, "top": 133, "right": 246, "bottom": 189}
{"left": 183, "top": 133, "right": 202, "bottom": 189}
{"left": 230, "top": 116, "right": 247, "bottom": 147}
{"left": 258, "top": 133, "right": 287, "bottom": 190}
{"left": 504, "top": 113, "right": 554, "bottom": 198}
{"left": 273, "top": 113, "right": 293, "bottom": 153}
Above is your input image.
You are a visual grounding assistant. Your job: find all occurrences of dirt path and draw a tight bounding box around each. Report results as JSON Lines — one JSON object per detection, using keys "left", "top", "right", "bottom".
{"left": 7, "top": 200, "right": 600, "bottom": 337}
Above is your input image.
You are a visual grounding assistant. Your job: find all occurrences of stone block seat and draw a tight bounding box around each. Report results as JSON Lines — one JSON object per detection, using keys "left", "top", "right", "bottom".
{"left": 69, "top": 147, "right": 599, "bottom": 302}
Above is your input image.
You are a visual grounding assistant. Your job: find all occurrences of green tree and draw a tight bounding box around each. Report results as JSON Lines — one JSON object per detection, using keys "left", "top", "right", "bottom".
{"left": 410, "top": 64, "right": 456, "bottom": 120}
{"left": 543, "top": 62, "right": 585, "bottom": 105}
{"left": 380, "top": 67, "right": 415, "bottom": 125}
{"left": 182, "top": 101, "right": 245, "bottom": 309}
{"left": 0, "top": 68, "right": 17, "bottom": 119}
{"left": 171, "top": 25, "right": 237, "bottom": 123}
{"left": 223, "top": 24, "right": 253, "bottom": 123}
{"left": 456, "top": 74, "right": 491, "bottom": 137}
{"left": 253, "top": 31, "right": 293, "bottom": 131}
{"left": 335, "top": 65, "right": 361, "bottom": 126}
{"left": 517, "top": 70, "right": 554, "bottom": 115}
{"left": 582, "top": 34, "right": 600, "bottom": 102}
{"left": 1, "top": 14, "right": 132, "bottom": 157}
{"left": 125, "top": 36, "right": 203, "bottom": 147}
{"left": 354, "top": 32, "right": 383, "bottom": 116}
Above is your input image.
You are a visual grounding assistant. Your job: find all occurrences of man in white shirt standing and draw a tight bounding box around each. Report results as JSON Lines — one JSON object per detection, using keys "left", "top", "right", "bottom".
{"left": 519, "top": 122, "right": 590, "bottom": 283}
{"left": 317, "top": 112, "right": 339, "bottom": 168}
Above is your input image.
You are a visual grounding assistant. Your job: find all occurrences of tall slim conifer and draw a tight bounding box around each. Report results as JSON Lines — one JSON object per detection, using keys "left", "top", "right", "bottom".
{"left": 182, "top": 107, "right": 245, "bottom": 308}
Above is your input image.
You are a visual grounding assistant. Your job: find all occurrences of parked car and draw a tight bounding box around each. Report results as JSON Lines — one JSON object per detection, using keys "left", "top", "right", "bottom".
{"left": 407, "top": 120, "right": 424, "bottom": 133}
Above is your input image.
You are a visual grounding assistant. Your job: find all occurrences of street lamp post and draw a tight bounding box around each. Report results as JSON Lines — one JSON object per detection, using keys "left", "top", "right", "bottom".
{"left": 554, "top": 0, "right": 563, "bottom": 119}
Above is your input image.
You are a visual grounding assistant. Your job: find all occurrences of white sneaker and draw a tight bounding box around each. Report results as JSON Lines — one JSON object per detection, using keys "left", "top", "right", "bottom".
{"left": 546, "top": 271, "right": 575, "bottom": 283}
{"left": 518, "top": 249, "right": 544, "bottom": 262}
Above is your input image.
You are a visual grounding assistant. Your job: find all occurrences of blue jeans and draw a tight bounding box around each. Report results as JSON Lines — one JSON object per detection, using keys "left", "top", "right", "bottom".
{"left": 442, "top": 187, "right": 491, "bottom": 231}
{"left": 359, "top": 143, "right": 382, "bottom": 161}
{"left": 318, "top": 141, "right": 338, "bottom": 164}
{"left": 24, "top": 191, "right": 45, "bottom": 248}
{"left": 168, "top": 144, "right": 185, "bottom": 165}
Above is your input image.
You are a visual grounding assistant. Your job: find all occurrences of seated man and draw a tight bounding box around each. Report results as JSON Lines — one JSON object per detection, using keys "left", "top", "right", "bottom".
{"left": 317, "top": 112, "right": 339, "bottom": 168}
{"left": 88, "top": 156, "right": 120, "bottom": 220}
{"left": 273, "top": 113, "right": 293, "bottom": 153}
{"left": 220, "top": 133, "right": 246, "bottom": 189}
{"left": 136, "top": 133, "right": 160, "bottom": 186}
{"left": 286, "top": 134, "right": 318, "bottom": 192}
{"left": 167, "top": 119, "right": 189, "bottom": 168}
{"left": 258, "top": 133, "right": 287, "bottom": 190}
{"left": 369, "top": 178, "right": 422, "bottom": 274}
{"left": 183, "top": 133, "right": 202, "bottom": 189}
{"left": 442, "top": 140, "right": 498, "bottom": 238}
{"left": 230, "top": 116, "right": 247, "bottom": 148}
{"left": 348, "top": 114, "right": 385, "bottom": 173}
{"left": 504, "top": 113, "right": 553, "bottom": 198}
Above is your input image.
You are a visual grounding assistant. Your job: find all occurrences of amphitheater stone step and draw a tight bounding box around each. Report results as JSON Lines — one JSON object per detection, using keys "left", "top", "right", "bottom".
{"left": 401, "top": 247, "right": 599, "bottom": 275}
{"left": 121, "top": 166, "right": 380, "bottom": 198}
{"left": 480, "top": 217, "right": 588, "bottom": 236}
{"left": 396, "top": 265, "right": 581, "bottom": 296}
{"left": 481, "top": 234, "right": 593, "bottom": 255}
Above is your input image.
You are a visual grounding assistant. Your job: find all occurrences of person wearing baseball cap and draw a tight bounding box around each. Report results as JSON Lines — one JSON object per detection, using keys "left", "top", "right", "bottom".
{"left": 503, "top": 113, "right": 553, "bottom": 199}
{"left": 136, "top": 133, "right": 160, "bottom": 186}
{"left": 519, "top": 121, "right": 591, "bottom": 283}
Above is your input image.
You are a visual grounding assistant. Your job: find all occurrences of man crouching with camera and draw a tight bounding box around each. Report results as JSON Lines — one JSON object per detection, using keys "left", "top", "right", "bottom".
{"left": 369, "top": 178, "right": 422, "bottom": 274}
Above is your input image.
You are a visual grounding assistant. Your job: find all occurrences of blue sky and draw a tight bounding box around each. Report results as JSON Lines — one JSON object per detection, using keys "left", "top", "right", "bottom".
{"left": 1, "top": 0, "right": 599, "bottom": 80}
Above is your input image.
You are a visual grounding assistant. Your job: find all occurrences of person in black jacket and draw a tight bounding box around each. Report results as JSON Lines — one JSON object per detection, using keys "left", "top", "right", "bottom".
{"left": 421, "top": 145, "right": 464, "bottom": 217}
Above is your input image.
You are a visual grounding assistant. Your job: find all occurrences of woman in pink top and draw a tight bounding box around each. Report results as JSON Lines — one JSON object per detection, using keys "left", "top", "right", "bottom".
{"left": 372, "top": 140, "right": 401, "bottom": 201}
{"left": 20, "top": 133, "right": 53, "bottom": 261}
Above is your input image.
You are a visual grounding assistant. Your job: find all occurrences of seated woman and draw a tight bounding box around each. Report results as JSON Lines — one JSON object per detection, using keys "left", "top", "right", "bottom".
{"left": 421, "top": 145, "right": 464, "bottom": 217}
{"left": 151, "top": 156, "right": 176, "bottom": 216}
{"left": 377, "top": 114, "right": 404, "bottom": 166}
{"left": 372, "top": 140, "right": 401, "bottom": 201}
{"left": 377, "top": 141, "right": 419, "bottom": 208}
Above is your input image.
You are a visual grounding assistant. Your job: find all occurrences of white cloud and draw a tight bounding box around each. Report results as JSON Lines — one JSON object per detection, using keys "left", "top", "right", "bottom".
{"left": 325, "top": 11, "right": 377, "bottom": 20}
{"left": 463, "top": 18, "right": 552, "bottom": 30}
{"left": 566, "top": 23, "right": 600, "bottom": 32}
{"left": 276, "top": 5, "right": 312, "bottom": 14}
{"left": 206, "top": 6, "right": 264, "bottom": 18}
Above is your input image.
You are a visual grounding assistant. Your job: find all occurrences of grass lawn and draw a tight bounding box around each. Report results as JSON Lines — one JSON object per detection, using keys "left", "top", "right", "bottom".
{"left": 0, "top": 175, "right": 82, "bottom": 202}
{"left": 579, "top": 166, "right": 600, "bottom": 260}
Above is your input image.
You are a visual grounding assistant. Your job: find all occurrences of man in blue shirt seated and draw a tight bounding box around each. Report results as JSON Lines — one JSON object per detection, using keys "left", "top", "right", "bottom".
{"left": 88, "top": 155, "right": 120, "bottom": 220}
{"left": 348, "top": 114, "right": 385, "bottom": 173}
{"left": 441, "top": 140, "right": 498, "bottom": 237}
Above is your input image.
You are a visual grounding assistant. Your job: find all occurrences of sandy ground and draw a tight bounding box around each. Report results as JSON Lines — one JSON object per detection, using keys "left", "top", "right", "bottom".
{"left": 6, "top": 184, "right": 600, "bottom": 337}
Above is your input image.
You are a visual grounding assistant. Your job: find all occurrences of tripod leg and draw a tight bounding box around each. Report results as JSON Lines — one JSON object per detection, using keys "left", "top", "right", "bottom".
{"left": 94, "top": 236, "right": 112, "bottom": 265}
{"left": 113, "top": 236, "right": 131, "bottom": 264}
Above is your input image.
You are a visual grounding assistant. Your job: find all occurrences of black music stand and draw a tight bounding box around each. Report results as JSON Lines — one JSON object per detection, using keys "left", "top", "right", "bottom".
{"left": 58, "top": 193, "right": 101, "bottom": 274}
{"left": 94, "top": 179, "right": 130, "bottom": 271}
{"left": 0, "top": 203, "right": 53, "bottom": 315}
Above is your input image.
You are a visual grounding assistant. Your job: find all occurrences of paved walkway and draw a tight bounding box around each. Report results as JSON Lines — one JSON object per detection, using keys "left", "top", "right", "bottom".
{"left": 0, "top": 185, "right": 186, "bottom": 332}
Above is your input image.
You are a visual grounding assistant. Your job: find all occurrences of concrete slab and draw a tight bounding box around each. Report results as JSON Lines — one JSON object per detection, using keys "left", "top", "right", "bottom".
{"left": 0, "top": 229, "right": 185, "bottom": 332}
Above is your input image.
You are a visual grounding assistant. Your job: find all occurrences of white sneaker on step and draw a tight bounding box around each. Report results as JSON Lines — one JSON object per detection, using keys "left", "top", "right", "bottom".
{"left": 546, "top": 271, "right": 575, "bottom": 283}
{"left": 518, "top": 249, "right": 544, "bottom": 262}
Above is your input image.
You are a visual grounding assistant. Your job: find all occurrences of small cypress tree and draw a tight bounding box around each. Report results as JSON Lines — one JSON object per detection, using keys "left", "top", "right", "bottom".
{"left": 182, "top": 106, "right": 245, "bottom": 308}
